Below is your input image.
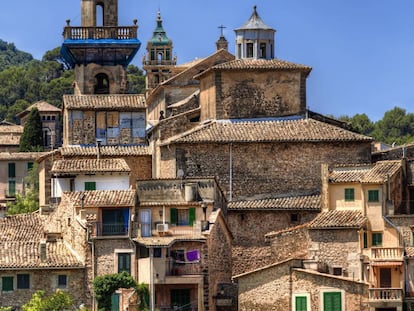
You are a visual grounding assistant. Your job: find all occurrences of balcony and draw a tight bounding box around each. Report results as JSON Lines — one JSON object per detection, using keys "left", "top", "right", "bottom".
{"left": 369, "top": 288, "right": 403, "bottom": 302}
{"left": 63, "top": 26, "right": 138, "bottom": 40}
{"left": 91, "top": 222, "right": 129, "bottom": 237}
{"left": 371, "top": 247, "right": 404, "bottom": 260}
{"left": 166, "top": 259, "right": 202, "bottom": 277}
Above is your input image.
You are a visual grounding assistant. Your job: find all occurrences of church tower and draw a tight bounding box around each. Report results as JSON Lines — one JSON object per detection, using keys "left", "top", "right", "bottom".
{"left": 61, "top": 0, "right": 141, "bottom": 95}
{"left": 143, "top": 11, "right": 176, "bottom": 96}
{"left": 235, "top": 5, "right": 275, "bottom": 60}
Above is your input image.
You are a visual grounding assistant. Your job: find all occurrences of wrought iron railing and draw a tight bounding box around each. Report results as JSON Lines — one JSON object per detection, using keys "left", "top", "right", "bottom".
{"left": 92, "top": 222, "right": 128, "bottom": 237}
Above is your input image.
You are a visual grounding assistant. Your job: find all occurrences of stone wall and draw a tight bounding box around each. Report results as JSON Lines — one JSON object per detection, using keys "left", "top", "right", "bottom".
{"left": 228, "top": 210, "right": 317, "bottom": 247}
{"left": 232, "top": 245, "right": 273, "bottom": 276}
{"left": 94, "top": 238, "right": 134, "bottom": 276}
{"left": 172, "top": 141, "right": 371, "bottom": 200}
{"left": 0, "top": 269, "right": 86, "bottom": 309}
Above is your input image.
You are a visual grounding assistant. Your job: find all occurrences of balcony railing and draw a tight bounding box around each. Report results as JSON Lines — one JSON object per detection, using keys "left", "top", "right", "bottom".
{"left": 63, "top": 26, "right": 138, "bottom": 40}
{"left": 166, "top": 259, "right": 202, "bottom": 276}
{"left": 92, "top": 222, "right": 128, "bottom": 237}
{"left": 369, "top": 288, "right": 403, "bottom": 301}
{"left": 371, "top": 247, "right": 404, "bottom": 260}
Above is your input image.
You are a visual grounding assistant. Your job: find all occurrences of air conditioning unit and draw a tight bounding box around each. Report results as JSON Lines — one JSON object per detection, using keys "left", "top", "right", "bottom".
{"left": 157, "top": 223, "right": 169, "bottom": 233}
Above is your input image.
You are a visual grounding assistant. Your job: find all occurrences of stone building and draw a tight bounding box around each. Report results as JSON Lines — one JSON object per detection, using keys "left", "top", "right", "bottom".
{"left": 0, "top": 120, "right": 23, "bottom": 152}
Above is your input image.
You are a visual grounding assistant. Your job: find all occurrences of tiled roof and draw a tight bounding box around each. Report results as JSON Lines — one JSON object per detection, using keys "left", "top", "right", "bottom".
{"left": 0, "top": 135, "right": 21, "bottom": 146}
{"left": 228, "top": 194, "right": 321, "bottom": 211}
{"left": 0, "top": 152, "right": 46, "bottom": 161}
{"left": 63, "top": 190, "right": 136, "bottom": 208}
{"left": 329, "top": 160, "right": 402, "bottom": 184}
{"left": 405, "top": 247, "right": 414, "bottom": 258}
{"left": 51, "top": 158, "right": 131, "bottom": 174}
{"left": 210, "top": 59, "right": 311, "bottom": 73}
{"left": 0, "top": 124, "right": 23, "bottom": 133}
{"left": 163, "top": 118, "right": 372, "bottom": 145}
{"left": 0, "top": 213, "right": 83, "bottom": 269}
{"left": 235, "top": 6, "right": 274, "bottom": 31}
{"left": 61, "top": 145, "right": 151, "bottom": 157}
{"left": 63, "top": 94, "right": 146, "bottom": 110}
{"left": 310, "top": 210, "right": 367, "bottom": 229}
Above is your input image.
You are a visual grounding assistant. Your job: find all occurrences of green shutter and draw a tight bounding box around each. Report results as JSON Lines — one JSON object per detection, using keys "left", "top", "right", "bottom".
{"left": 170, "top": 208, "right": 178, "bottom": 225}
{"left": 372, "top": 233, "right": 383, "bottom": 246}
{"left": 323, "top": 292, "right": 341, "bottom": 311}
{"left": 8, "top": 180, "right": 16, "bottom": 196}
{"left": 27, "top": 162, "right": 34, "bottom": 171}
{"left": 118, "top": 253, "right": 131, "bottom": 274}
{"left": 85, "top": 182, "right": 96, "bottom": 191}
{"left": 8, "top": 163, "right": 15, "bottom": 178}
{"left": 345, "top": 188, "right": 354, "bottom": 201}
{"left": 368, "top": 190, "right": 379, "bottom": 202}
{"left": 295, "top": 296, "right": 307, "bottom": 311}
{"left": 2, "top": 276, "right": 13, "bottom": 291}
{"left": 189, "top": 208, "right": 196, "bottom": 226}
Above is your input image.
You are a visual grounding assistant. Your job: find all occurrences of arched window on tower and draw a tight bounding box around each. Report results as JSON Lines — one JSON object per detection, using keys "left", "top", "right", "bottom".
{"left": 96, "top": 2, "right": 104, "bottom": 26}
{"left": 157, "top": 52, "right": 163, "bottom": 64}
{"left": 94, "top": 73, "right": 110, "bottom": 94}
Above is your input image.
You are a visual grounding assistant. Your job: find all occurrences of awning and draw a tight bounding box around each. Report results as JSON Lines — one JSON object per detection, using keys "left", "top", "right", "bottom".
{"left": 371, "top": 261, "right": 403, "bottom": 267}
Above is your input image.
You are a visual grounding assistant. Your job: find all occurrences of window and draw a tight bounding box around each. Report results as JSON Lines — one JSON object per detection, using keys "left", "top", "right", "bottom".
{"left": 323, "top": 292, "right": 341, "bottom": 311}
{"left": 372, "top": 232, "right": 383, "bottom": 246}
{"left": 27, "top": 162, "right": 34, "bottom": 171}
{"left": 170, "top": 208, "right": 196, "bottom": 226}
{"left": 139, "top": 246, "right": 149, "bottom": 258}
{"left": 84, "top": 182, "right": 96, "bottom": 191}
{"left": 57, "top": 275, "right": 67, "bottom": 288}
{"left": 246, "top": 43, "right": 254, "bottom": 58}
{"left": 154, "top": 248, "right": 162, "bottom": 258}
{"left": 344, "top": 188, "right": 355, "bottom": 201}
{"left": 17, "top": 274, "right": 30, "bottom": 289}
{"left": 237, "top": 44, "right": 242, "bottom": 58}
{"left": 118, "top": 253, "right": 131, "bottom": 274}
{"left": 2, "top": 276, "right": 13, "bottom": 292}
{"left": 260, "top": 43, "right": 266, "bottom": 58}
{"left": 295, "top": 296, "right": 307, "bottom": 311}
{"left": 102, "top": 208, "right": 129, "bottom": 236}
{"left": 291, "top": 214, "right": 299, "bottom": 223}
{"left": 363, "top": 232, "right": 368, "bottom": 248}
{"left": 368, "top": 190, "right": 379, "bottom": 202}
{"left": 8, "top": 163, "right": 15, "bottom": 178}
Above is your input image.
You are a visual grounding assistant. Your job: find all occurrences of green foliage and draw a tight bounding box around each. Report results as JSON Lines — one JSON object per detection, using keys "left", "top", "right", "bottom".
{"left": 19, "top": 107, "right": 43, "bottom": 152}
{"left": 0, "top": 39, "right": 33, "bottom": 72}
{"left": 93, "top": 272, "right": 138, "bottom": 311}
{"left": 22, "top": 290, "right": 74, "bottom": 311}
{"left": 137, "top": 283, "right": 150, "bottom": 311}
{"left": 127, "top": 65, "right": 145, "bottom": 94}
{"left": 0, "top": 307, "right": 12, "bottom": 311}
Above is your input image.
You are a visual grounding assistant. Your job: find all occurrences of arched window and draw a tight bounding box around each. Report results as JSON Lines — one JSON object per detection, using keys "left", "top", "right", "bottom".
{"left": 157, "top": 52, "right": 163, "bottom": 64}
{"left": 94, "top": 73, "right": 110, "bottom": 94}
{"left": 96, "top": 2, "right": 104, "bottom": 26}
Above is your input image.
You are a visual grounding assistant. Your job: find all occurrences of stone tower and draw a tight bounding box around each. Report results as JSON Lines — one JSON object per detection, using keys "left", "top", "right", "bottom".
{"left": 61, "top": 0, "right": 141, "bottom": 95}
{"left": 142, "top": 11, "right": 176, "bottom": 96}
{"left": 216, "top": 25, "right": 229, "bottom": 51}
{"left": 235, "top": 5, "right": 275, "bottom": 60}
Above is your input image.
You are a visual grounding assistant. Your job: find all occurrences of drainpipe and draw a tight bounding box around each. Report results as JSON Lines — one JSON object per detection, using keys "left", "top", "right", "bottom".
{"left": 229, "top": 143, "right": 233, "bottom": 202}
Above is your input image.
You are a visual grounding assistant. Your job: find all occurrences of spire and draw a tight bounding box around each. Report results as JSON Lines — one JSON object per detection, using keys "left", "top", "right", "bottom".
{"left": 150, "top": 10, "right": 171, "bottom": 45}
{"left": 216, "top": 25, "right": 228, "bottom": 51}
{"left": 235, "top": 5, "right": 275, "bottom": 31}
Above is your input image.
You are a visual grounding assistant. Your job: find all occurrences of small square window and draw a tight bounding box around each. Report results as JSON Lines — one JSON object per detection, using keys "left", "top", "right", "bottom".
{"left": 2, "top": 276, "right": 13, "bottom": 292}
{"left": 17, "top": 274, "right": 30, "bottom": 289}
{"left": 154, "top": 248, "right": 162, "bottom": 258}
{"left": 291, "top": 214, "right": 299, "bottom": 223}
{"left": 345, "top": 188, "right": 355, "bottom": 201}
{"left": 368, "top": 190, "right": 379, "bottom": 202}
{"left": 372, "top": 232, "right": 383, "bottom": 247}
{"left": 57, "top": 275, "right": 67, "bottom": 288}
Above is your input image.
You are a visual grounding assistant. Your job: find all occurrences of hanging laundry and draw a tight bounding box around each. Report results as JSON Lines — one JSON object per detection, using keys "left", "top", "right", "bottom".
{"left": 186, "top": 249, "right": 200, "bottom": 262}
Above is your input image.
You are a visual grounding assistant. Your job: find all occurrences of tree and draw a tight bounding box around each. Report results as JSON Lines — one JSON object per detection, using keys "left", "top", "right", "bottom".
{"left": 93, "top": 272, "right": 138, "bottom": 311}
{"left": 19, "top": 107, "right": 43, "bottom": 152}
{"left": 22, "top": 290, "right": 74, "bottom": 311}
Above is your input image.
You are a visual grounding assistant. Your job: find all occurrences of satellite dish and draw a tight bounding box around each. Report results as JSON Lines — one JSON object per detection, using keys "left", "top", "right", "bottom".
{"left": 177, "top": 169, "right": 184, "bottom": 178}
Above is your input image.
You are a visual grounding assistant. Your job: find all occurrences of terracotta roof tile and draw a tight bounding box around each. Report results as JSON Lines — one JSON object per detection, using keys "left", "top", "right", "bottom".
{"left": 0, "top": 124, "right": 23, "bottom": 134}
{"left": 0, "top": 213, "right": 83, "bottom": 269}
{"left": 63, "top": 190, "right": 136, "bottom": 208}
{"left": 0, "top": 152, "right": 45, "bottom": 161}
{"left": 330, "top": 160, "right": 402, "bottom": 184}
{"left": 63, "top": 94, "right": 146, "bottom": 111}
{"left": 211, "top": 58, "right": 311, "bottom": 72}
{"left": 310, "top": 210, "right": 367, "bottom": 229}
{"left": 405, "top": 247, "right": 414, "bottom": 258}
{"left": 164, "top": 118, "right": 372, "bottom": 144}
{"left": 61, "top": 145, "right": 151, "bottom": 156}
{"left": 51, "top": 158, "right": 131, "bottom": 174}
{"left": 228, "top": 194, "right": 321, "bottom": 211}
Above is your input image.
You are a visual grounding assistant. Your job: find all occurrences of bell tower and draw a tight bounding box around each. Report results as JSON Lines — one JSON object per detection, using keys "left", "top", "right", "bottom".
{"left": 143, "top": 11, "right": 176, "bottom": 96}
{"left": 61, "top": 0, "right": 141, "bottom": 95}
{"left": 235, "top": 6, "right": 275, "bottom": 60}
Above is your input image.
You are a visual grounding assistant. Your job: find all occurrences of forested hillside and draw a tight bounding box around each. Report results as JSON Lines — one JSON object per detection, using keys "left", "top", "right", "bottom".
{"left": 0, "top": 40, "right": 145, "bottom": 123}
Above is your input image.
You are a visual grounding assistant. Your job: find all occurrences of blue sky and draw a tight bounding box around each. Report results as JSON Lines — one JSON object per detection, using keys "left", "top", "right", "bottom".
{"left": 1, "top": 1, "right": 414, "bottom": 121}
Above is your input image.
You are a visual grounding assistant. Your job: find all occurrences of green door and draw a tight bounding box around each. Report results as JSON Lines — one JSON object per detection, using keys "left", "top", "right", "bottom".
{"left": 295, "top": 296, "right": 307, "bottom": 311}
{"left": 111, "top": 293, "right": 120, "bottom": 311}
{"left": 323, "top": 292, "right": 341, "bottom": 311}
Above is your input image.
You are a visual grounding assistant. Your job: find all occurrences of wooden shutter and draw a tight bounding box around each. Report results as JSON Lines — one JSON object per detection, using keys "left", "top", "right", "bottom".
{"left": 189, "top": 208, "right": 196, "bottom": 226}
{"left": 85, "top": 182, "right": 96, "bottom": 191}
{"left": 2, "top": 276, "right": 13, "bottom": 291}
{"left": 323, "top": 292, "right": 341, "bottom": 311}
{"left": 8, "top": 163, "right": 15, "bottom": 178}
{"left": 170, "top": 208, "right": 178, "bottom": 225}
{"left": 295, "top": 296, "right": 307, "bottom": 311}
